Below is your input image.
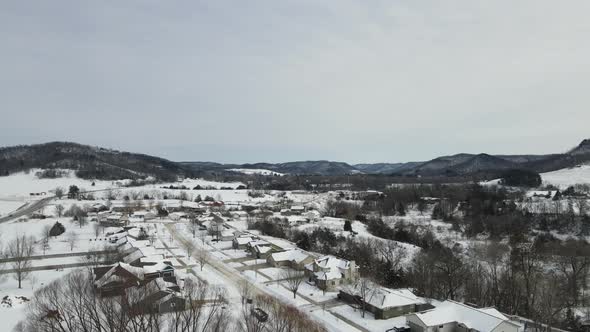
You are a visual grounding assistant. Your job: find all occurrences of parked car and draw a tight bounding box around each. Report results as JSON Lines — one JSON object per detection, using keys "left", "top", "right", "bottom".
{"left": 251, "top": 308, "right": 268, "bottom": 322}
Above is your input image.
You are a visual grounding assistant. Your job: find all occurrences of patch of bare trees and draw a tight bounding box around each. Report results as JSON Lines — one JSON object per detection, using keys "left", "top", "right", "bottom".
{"left": 16, "top": 269, "right": 325, "bottom": 332}
{"left": 237, "top": 293, "right": 326, "bottom": 332}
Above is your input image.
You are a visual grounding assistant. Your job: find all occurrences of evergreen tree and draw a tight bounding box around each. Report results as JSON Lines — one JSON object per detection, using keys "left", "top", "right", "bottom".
{"left": 344, "top": 219, "right": 352, "bottom": 232}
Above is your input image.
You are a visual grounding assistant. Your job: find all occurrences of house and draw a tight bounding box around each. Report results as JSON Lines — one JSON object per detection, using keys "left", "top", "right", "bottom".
{"left": 232, "top": 235, "right": 257, "bottom": 249}
{"left": 305, "top": 255, "right": 359, "bottom": 291}
{"left": 93, "top": 262, "right": 145, "bottom": 296}
{"left": 231, "top": 210, "right": 248, "bottom": 220}
{"left": 143, "top": 262, "right": 177, "bottom": 282}
{"left": 166, "top": 201, "right": 207, "bottom": 214}
{"left": 130, "top": 210, "right": 157, "bottom": 222}
{"left": 169, "top": 212, "right": 188, "bottom": 221}
{"left": 267, "top": 249, "right": 315, "bottom": 270}
{"left": 290, "top": 206, "right": 305, "bottom": 215}
{"left": 122, "top": 244, "right": 163, "bottom": 266}
{"left": 131, "top": 280, "right": 186, "bottom": 314}
{"left": 127, "top": 227, "right": 150, "bottom": 240}
{"left": 100, "top": 213, "right": 126, "bottom": 227}
{"left": 246, "top": 240, "right": 280, "bottom": 259}
{"left": 220, "top": 229, "right": 235, "bottom": 241}
{"left": 338, "top": 287, "right": 432, "bottom": 320}
{"left": 93, "top": 262, "right": 185, "bottom": 314}
{"left": 406, "top": 300, "right": 522, "bottom": 332}
{"left": 87, "top": 203, "right": 108, "bottom": 213}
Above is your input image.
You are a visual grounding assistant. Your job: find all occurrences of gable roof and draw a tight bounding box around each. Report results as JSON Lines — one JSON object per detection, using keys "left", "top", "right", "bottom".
{"left": 412, "top": 300, "right": 520, "bottom": 331}
{"left": 94, "top": 262, "right": 144, "bottom": 288}
{"left": 270, "top": 249, "right": 311, "bottom": 264}
{"left": 365, "top": 288, "right": 425, "bottom": 309}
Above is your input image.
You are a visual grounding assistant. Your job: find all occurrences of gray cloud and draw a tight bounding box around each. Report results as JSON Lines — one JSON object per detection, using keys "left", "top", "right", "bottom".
{"left": 1, "top": 1, "right": 589, "bottom": 163}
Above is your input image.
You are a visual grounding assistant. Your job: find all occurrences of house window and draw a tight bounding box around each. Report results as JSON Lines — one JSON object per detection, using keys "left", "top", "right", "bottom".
{"left": 439, "top": 326, "right": 444, "bottom": 328}
{"left": 163, "top": 271, "right": 173, "bottom": 277}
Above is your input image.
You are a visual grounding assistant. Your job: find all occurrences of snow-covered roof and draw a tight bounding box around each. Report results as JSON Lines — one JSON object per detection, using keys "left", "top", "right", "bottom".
{"left": 270, "top": 249, "right": 311, "bottom": 264}
{"left": 256, "top": 246, "right": 273, "bottom": 254}
{"left": 95, "top": 262, "right": 144, "bottom": 287}
{"left": 412, "top": 301, "right": 518, "bottom": 331}
{"left": 365, "top": 288, "right": 425, "bottom": 309}
{"left": 123, "top": 249, "right": 144, "bottom": 264}
{"left": 248, "top": 240, "right": 270, "bottom": 247}
{"left": 315, "top": 255, "right": 351, "bottom": 270}
{"left": 143, "top": 262, "right": 174, "bottom": 274}
{"left": 308, "top": 255, "right": 355, "bottom": 281}
{"left": 140, "top": 255, "right": 167, "bottom": 264}
{"left": 234, "top": 237, "right": 254, "bottom": 245}
{"left": 291, "top": 205, "right": 305, "bottom": 211}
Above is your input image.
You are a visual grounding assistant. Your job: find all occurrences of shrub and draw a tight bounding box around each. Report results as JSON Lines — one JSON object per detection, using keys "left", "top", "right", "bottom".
{"left": 49, "top": 222, "right": 66, "bottom": 237}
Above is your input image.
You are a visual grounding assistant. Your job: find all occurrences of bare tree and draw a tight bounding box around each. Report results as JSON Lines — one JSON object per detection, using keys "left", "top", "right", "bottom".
{"left": 188, "top": 218, "right": 199, "bottom": 238}
{"left": 39, "top": 225, "right": 51, "bottom": 255}
{"left": 7, "top": 235, "right": 36, "bottom": 288}
{"left": 181, "top": 239, "right": 197, "bottom": 260}
{"left": 77, "top": 215, "right": 87, "bottom": 229}
{"left": 93, "top": 222, "right": 101, "bottom": 238}
{"left": 54, "top": 187, "right": 64, "bottom": 199}
{"left": 239, "top": 279, "right": 254, "bottom": 305}
{"left": 575, "top": 197, "right": 588, "bottom": 216}
{"left": 280, "top": 269, "right": 305, "bottom": 299}
{"left": 54, "top": 204, "right": 64, "bottom": 217}
{"left": 376, "top": 239, "right": 407, "bottom": 272}
{"left": 66, "top": 231, "right": 78, "bottom": 251}
{"left": 343, "top": 278, "right": 376, "bottom": 318}
{"left": 195, "top": 247, "right": 210, "bottom": 271}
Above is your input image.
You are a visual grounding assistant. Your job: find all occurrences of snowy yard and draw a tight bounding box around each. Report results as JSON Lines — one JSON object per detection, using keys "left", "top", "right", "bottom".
{"left": 330, "top": 304, "right": 408, "bottom": 331}
{"left": 0, "top": 268, "right": 80, "bottom": 330}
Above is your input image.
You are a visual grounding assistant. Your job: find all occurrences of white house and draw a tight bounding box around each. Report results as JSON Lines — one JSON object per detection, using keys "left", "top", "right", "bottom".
{"left": 406, "top": 300, "right": 522, "bottom": 332}
{"left": 304, "top": 255, "right": 359, "bottom": 291}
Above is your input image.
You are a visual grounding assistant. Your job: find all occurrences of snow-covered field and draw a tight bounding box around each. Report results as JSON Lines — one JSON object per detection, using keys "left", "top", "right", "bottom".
{"left": 0, "top": 199, "right": 27, "bottom": 217}
{"left": 541, "top": 164, "right": 590, "bottom": 188}
{"left": 228, "top": 168, "right": 284, "bottom": 176}
{"left": 0, "top": 169, "right": 122, "bottom": 200}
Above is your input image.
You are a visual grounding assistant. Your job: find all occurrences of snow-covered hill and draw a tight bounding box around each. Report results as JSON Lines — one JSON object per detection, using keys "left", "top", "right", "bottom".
{"left": 541, "top": 164, "right": 590, "bottom": 188}
{"left": 228, "top": 168, "right": 284, "bottom": 176}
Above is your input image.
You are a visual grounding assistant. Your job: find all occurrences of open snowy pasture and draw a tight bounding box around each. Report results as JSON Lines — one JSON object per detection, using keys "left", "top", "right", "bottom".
{"left": 0, "top": 169, "right": 123, "bottom": 200}
{"left": 541, "top": 164, "right": 590, "bottom": 188}
{"left": 0, "top": 216, "right": 115, "bottom": 255}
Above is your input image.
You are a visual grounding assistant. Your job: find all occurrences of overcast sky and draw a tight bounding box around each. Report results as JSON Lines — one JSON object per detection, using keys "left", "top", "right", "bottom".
{"left": 1, "top": 1, "right": 589, "bottom": 164}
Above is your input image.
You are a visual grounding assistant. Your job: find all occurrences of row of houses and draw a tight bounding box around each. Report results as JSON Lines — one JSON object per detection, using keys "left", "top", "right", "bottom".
{"left": 337, "top": 284, "right": 524, "bottom": 331}
{"left": 92, "top": 228, "right": 189, "bottom": 315}
{"left": 232, "top": 233, "right": 359, "bottom": 291}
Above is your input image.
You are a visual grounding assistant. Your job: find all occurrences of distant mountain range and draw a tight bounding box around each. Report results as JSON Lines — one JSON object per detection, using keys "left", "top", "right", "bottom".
{"left": 184, "top": 139, "right": 590, "bottom": 176}
{"left": 1, "top": 139, "right": 590, "bottom": 180}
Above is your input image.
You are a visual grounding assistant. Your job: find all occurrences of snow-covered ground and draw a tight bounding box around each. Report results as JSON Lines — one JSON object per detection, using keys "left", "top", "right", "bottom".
{"left": 541, "top": 164, "right": 590, "bottom": 188}
{"left": 0, "top": 199, "right": 27, "bottom": 217}
{"left": 228, "top": 168, "right": 284, "bottom": 176}
{"left": 0, "top": 268, "right": 79, "bottom": 329}
{"left": 0, "top": 169, "right": 123, "bottom": 200}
